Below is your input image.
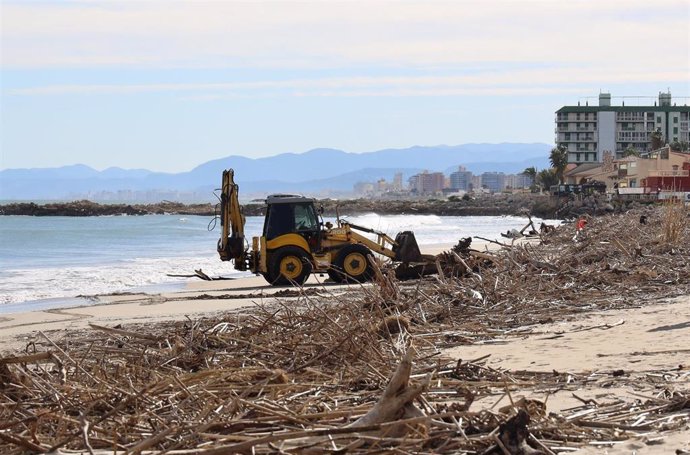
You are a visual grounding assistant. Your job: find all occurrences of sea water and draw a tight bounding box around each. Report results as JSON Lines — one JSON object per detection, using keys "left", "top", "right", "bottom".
{"left": 0, "top": 213, "right": 550, "bottom": 310}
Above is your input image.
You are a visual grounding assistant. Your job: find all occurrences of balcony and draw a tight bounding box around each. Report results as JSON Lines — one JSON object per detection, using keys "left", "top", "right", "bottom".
{"left": 616, "top": 117, "right": 646, "bottom": 122}
{"left": 648, "top": 170, "right": 690, "bottom": 177}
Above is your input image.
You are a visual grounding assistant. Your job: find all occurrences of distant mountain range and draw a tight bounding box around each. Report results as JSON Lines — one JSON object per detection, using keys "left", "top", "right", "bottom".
{"left": 0, "top": 143, "right": 551, "bottom": 201}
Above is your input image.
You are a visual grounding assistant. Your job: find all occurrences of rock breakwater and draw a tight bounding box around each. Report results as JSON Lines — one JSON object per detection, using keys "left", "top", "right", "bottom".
{"left": 1, "top": 194, "right": 560, "bottom": 218}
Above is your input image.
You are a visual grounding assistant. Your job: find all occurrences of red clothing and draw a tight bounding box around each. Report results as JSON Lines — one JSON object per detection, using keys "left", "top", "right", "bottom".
{"left": 576, "top": 219, "right": 588, "bottom": 230}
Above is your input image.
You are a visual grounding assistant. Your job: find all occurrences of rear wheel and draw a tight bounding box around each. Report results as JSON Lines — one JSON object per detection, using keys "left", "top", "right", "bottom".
{"left": 268, "top": 247, "right": 312, "bottom": 286}
{"left": 331, "top": 244, "right": 374, "bottom": 283}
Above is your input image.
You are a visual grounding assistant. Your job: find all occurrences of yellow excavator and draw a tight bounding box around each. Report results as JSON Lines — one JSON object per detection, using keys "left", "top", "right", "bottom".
{"left": 217, "top": 169, "right": 432, "bottom": 285}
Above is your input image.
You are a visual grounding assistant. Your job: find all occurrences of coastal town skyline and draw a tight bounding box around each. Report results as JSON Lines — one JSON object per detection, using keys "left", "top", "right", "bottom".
{"left": 2, "top": 0, "right": 688, "bottom": 172}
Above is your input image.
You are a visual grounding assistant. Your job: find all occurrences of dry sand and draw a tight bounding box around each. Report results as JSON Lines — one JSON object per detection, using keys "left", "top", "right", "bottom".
{"left": 446, "top": 295, "right": 690, "bottom": 454}
{"left": 2, "top": 238, "right": 687, "bottom": 452}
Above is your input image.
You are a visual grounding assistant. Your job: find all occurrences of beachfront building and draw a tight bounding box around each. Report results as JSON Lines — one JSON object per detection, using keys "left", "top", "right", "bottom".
{"left": 408, "top": 171, "right": 445, "bottom": 194}
{"left": 555, "top": 91, "right": 690, "bottom": 164}
{"left": 564, "top": 146, "right": 690, "bottom": 194}
{"left": 392, "top": 172, "right": 403, "bottom": 191}
{"left": 480, "top": 172, "right": 506, "bottom": 192}
{"left": 504, "top": 173, "right": 533, "bottom": 190}
{"left": 449, "top": 166, "right": 473, "bottom": 191}
{"left": 619, "top": 147, "right": 690, "bottom": 193}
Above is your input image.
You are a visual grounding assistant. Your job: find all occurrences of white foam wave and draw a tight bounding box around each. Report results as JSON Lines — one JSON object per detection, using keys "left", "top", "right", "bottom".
{"left": 0, "top": 255, "right": 247, "bottom": 305}
{"left": 1, "top": 214, "right": 559, "bottom": 307}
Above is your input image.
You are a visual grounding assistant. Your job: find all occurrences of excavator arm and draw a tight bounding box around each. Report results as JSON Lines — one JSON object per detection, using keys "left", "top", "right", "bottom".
{"left": 217, "top": 169, "right": 249, "bottom": 270}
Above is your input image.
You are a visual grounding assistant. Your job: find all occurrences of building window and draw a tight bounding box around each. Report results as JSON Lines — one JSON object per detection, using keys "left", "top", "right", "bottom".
{"left": 657, "top": 116, "right": 662, "bottom": 123}
{"left": 674, "top": 127, "right": 678, "bottom": 134}
{"left": 674, "top": 117, "right": 678, "bottom": 123}
{"left": 576, "top": 153, "right": 581, "bottom": 161}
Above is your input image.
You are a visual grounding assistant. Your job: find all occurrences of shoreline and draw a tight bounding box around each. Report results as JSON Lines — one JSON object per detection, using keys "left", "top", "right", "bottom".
{"left": 2, "top": 208, "right": 688, "bottom": 453}
{"left": 0, "top": 241, "right": 466, "bottom": 348}
{"left": 0, "top": 239, "right": 502, "bottom": 314}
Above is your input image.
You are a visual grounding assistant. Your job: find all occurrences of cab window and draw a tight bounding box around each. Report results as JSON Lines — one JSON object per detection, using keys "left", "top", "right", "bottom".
{"left": 264, "top": 204, "right": 294, "bottom": 240}
{"left": 294, "top": 204, "right": 318, "bottom": 231}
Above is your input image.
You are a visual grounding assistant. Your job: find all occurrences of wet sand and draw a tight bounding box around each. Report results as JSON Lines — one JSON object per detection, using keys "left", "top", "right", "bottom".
{"left": 0, "top": 242, "right": 461, "bottom": 350}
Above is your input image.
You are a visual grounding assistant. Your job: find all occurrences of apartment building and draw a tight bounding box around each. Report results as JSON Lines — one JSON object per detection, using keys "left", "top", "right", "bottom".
{"left": 449, "top": 166, "right": 473, "bottom": 191}
{"left": 504, "top": 173, "right": 533, "bottom": 189}
{"left": 408, "top": 171, "right": 445, "bottom": 194}
{"left": 555, "top": 91, "right": 690, "bottom": 164}
{"left": 480, "top": 172, "right": 506, "bottom": 192}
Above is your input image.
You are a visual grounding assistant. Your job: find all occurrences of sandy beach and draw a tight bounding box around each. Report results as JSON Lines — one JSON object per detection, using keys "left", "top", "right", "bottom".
{"left": 0, "top": 242, "right": 461, "bottom": 351}
{"left": 2, "top": 229, "right": 689, "bottom": 453}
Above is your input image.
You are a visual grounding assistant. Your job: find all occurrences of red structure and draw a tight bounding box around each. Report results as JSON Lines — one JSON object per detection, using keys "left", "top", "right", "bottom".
{"left": 642, "top": 162, "right": 690, "bottom": 192}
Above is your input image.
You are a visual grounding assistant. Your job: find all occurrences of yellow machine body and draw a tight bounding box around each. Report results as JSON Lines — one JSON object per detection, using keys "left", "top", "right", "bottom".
{"left": 217, "top": 169, "right": 427, "bottom": 286}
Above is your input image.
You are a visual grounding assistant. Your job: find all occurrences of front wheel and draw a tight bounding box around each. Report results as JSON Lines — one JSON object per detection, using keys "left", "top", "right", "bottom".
{"left": 331, "top": 244, "right": 374, "bottom": 283}
{"left": 268, "top": 247, "right": 312, "bottom": 286}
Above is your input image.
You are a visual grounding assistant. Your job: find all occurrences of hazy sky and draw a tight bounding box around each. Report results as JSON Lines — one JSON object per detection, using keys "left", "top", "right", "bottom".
{"left": 1, "top": 0, "right": 689, "bottom": 172}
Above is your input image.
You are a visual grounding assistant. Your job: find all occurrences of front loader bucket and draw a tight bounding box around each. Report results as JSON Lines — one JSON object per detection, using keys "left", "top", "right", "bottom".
{"left": 395, "top": 262, "right": 439, "bottom": 280}
{"left": 393, "top": 231, "right": 424, "bottom": 263}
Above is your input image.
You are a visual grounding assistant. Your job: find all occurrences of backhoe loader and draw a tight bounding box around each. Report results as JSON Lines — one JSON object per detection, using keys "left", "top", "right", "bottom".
{"left": 217, "top": 169, "right": 433, "bottom": 286}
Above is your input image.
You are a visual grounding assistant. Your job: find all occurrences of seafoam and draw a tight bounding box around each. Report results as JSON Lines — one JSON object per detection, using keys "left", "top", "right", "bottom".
{"left": 0, "top": 214, "right": 554, "bottom": 308}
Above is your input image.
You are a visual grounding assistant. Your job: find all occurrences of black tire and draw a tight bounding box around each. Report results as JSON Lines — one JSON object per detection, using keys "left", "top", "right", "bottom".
{"left": 268, "top": 247, "right": 312, "bottom": 286}
{"left": 331, "top": 244, "right": 374, "bottom": 283}
{"left": 327, "top": 268, "right": 345, "bottom": 283}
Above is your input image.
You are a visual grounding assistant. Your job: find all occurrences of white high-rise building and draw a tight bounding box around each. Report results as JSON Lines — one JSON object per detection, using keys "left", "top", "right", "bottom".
{"left": 555, "top": 91, "right": 689, "bottom": 164}
{"left": 449, "top": 166, "right": 473, "bottom": 191}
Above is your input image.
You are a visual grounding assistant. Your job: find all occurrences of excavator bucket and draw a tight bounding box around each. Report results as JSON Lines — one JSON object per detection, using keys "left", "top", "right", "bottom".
{"left": 393, "top": 231, "right": 441, "bottom": 280}
{"left": 393, "top": 231, "right": 424, "bottom": 263}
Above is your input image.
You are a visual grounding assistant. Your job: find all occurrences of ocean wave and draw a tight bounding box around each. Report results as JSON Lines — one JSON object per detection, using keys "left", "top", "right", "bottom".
{"left": 0, "top": 255, "right": 247, "bottom": 305}
{"left": 0, "top": 214, "right": 557, "bottom": 307}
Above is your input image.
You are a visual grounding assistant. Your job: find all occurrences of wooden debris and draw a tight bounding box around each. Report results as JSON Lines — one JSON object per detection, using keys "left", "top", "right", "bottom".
{"left": 0, "top": 207, "right": 688, "bottom": 454}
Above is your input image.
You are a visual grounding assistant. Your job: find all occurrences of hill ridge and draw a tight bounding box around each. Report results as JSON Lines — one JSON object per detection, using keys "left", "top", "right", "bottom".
{"left": 0, "top": 143, "right": 551, "bottom": 200}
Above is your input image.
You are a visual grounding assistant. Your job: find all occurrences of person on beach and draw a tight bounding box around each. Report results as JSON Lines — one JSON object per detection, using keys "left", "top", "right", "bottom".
{"left": 572, "top": 216, "right": 588, "bottom": 241}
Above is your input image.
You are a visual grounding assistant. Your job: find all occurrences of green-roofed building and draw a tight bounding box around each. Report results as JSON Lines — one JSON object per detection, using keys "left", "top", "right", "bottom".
{"left": 555, "top": 92, "right": 690, "bottom": 164}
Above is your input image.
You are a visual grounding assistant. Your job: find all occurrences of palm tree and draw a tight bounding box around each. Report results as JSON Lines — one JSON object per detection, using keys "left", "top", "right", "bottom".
{"left": 521, "top": 166, "right": 538, "bottom": 192}
{"left": 538, "top": 168, "right": 559, "bottom": 191}
{"left": 622, "top": 146, "right": 640, "bottom": 157}
{"left": 549, "top": 145, "right": 568, "bottom": 184}
{"left": 522, "top": 166, "right": 537, "bottom": 183}
{"left": 650, "top": 129, "right": 664, "bottom": 150}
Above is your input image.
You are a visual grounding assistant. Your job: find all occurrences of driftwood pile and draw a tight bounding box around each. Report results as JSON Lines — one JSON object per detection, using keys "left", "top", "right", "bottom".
{"left": 434, "top": 203, "right": 690, "bottom": 328}
{"left": 1, "top": 205, "right": 689, "bottom": 454}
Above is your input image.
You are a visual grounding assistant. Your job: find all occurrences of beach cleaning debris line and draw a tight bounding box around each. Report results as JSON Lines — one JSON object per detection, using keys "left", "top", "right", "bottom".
{"left": 1, "top": 205, "right": 688, "bottom": 454}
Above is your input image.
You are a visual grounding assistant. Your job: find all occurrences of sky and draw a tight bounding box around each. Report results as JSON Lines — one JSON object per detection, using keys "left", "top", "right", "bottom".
{"left": 1, "top": 0, "right": 689, "bottom": 172}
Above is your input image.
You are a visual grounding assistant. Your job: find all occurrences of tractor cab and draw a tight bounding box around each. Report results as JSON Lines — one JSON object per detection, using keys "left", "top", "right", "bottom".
{"left": 263, "top": 195, "right": 322, "bottom": 251}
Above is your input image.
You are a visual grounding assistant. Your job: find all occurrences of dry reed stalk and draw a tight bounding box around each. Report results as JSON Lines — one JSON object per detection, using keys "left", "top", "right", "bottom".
{"left": 1, "top": 207, "right": 689, "bottom": 454}
{"left": 660, "top": 199, "right": 688, "bottom": 246}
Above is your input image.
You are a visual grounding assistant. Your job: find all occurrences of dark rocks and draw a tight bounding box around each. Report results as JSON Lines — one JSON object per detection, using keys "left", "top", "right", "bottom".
{"left": 0, "top": 200, "right": 215, "bottom": 216}
{"left": 1, "top": 194, "right": 564, "bottom": 218}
